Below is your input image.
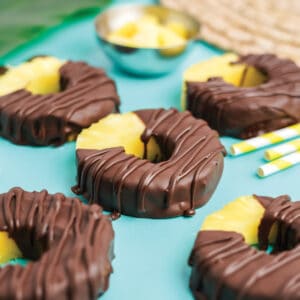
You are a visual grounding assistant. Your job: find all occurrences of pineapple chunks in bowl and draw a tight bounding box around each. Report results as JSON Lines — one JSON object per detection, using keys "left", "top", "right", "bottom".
{"left": 95, "top": 4, "right": 199, "bottom": 75}
{"left": 107, "top": 14, "right": 188, "bottom": 49}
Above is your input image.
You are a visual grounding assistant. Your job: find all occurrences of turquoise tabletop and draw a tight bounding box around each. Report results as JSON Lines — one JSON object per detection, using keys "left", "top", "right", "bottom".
{"left": 0, "top": 0, "right": 299, "bottom": 299}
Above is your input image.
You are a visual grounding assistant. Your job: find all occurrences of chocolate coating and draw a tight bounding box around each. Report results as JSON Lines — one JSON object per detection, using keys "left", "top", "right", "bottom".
{"left": 0, "top": 187, "right": 114, "bottom": 300}
{"left": 189, "top": 195, "right": 300, "bottom": 300}
{"left": 186, "top": 54, "right": 300, "bottom": 139}
{"left": 72, "top": 108, "right": 225, "bottom": 218}
{"left": 0, "top": 60, "right": 120, "bottom": 145}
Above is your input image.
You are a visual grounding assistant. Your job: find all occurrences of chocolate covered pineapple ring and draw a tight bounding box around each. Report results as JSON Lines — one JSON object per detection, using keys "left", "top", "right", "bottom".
{"left": 0, "top": 56, "right": 119, "bottom": 145}
{"left": 185, "top": 53, "right": 300, "bottom": 139}
{"left": 0, "top": 187, "right": 114, "bottom": 299}
{"left": 189, "top": 195, "right": 300, "bottom": 300}
{"left": 73, "top": 108, "right": 225, "bottom": 218}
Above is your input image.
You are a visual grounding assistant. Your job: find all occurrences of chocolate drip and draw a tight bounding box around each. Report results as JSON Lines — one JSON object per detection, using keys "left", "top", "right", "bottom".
{"left": 189, "top": 195, "right": 300, "bottom": 300}
{"left": 0, "top": 187, "right": 114, "bottom": 300}
{"left": 186, "top": 54, "right": 300, "bottom": 139}
{"left": 72, "top": 109, "right": 225, "bottom": 218}
{"left": 0, "top": 60, "right": 120, "bottom": 145}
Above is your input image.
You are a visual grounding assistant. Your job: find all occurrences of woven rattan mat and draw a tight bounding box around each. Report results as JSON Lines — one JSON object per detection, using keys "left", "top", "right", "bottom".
{"left": 161, "top": 0, "right": 300, "bottom": 64}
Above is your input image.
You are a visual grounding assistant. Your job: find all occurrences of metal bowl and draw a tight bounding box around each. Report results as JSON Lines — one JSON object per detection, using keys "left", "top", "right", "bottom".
{"left": 95, "top": 4, "right": 200, "bottom": 76}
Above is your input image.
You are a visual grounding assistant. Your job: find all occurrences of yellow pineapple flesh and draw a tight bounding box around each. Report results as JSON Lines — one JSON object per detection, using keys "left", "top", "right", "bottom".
{"left": 107, "top": 14, "right": 187, "bottom": 49}
{"left": 182, "top": 53, "right": 267, "bottom": 109}
{"left": 76, "top": 112, "right": 162, "bottom": 161}
{"left": 165, "top": 21, "right": 188, "bottom": 39}
{"left": 0, "top": 232, "right": 22, "bottom": 264}
{"left": 201, "top": 195, "right": 276, "bottom": 245}
{"left": 0, "top": 56, "right": 64, "bottom": 97}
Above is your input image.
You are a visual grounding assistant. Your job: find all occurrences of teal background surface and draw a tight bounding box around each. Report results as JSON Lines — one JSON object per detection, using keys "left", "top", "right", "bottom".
{"left": 0, "top": 0, "right": 299, "bottom": 299}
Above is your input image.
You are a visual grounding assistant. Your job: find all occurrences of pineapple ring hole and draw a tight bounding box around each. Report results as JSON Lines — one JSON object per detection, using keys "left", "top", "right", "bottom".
{"left": 0, "top": 56, "right": 64, "bottom": 97}
{"left": 76, "top": 112, "right": 168, "bottom": 162}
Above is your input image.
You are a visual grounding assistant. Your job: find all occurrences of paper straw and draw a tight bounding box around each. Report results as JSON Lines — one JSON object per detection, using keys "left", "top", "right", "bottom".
{"left": 257, "top": 151, "right": 300, "bottom": 178}
{"left": 264, "top": 138, "right": 300, "bottom": 161}
{"left": 230, "top": 123, "right": 300, "bottom": 156}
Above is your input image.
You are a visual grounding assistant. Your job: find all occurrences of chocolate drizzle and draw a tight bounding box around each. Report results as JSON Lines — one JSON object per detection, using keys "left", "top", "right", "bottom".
{"left": 72, "top": 109, "right": 225, "bottom": 218}
{"left": 0, "top": 60, "right": 120, "bottom": 145}
{"left": 0, "top": 187, "right": 114, "bottom": 299}
{"left": 186, "top": 54, "right": 300, "bottom": 139}
{"left": 189, "top": 195, "right": 300, "bottom": 300}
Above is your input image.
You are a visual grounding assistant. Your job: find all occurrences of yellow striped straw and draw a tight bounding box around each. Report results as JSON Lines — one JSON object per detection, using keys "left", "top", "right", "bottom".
{"left": 230, "top": 123, "right": 300, "bottom": 156}
{"left": 264, "top": 138, "right": 300, "bottom": 161}
{"left": 257, "top": 150, "right": 300, "bottom": 178}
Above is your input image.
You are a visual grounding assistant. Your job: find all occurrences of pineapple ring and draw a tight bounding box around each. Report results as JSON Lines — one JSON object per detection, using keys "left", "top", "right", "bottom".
{"left": 0, "top": 187, "right": 114, "bottom": 299}
{"left": 0, "top": 56, "right": 64, "bottom": 97}
{"left": 76, "top": 112, "right": 161, "bottom": 161}
{"left": 182, "top": 53, "right": 266, "bottom": 110}
{"left": 190, "top": 195, "right": 300, "bottom": 299}
{"left": 0, "top": 56, "right": 119, "bottom": 145}
{"left": 201, "top": 195, "right": 276, "bottom": 245}
{"left": 73, "top": 108, "right": 225, "bottom": 218}
{"left": 0, "top": 56, "right": 65, "bottom": 97}
{"left": 183, "top": 53, "right": 300, "bottom": 139}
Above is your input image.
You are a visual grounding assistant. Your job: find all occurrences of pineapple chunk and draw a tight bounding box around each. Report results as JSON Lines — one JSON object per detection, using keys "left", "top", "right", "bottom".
{"left": 111, "top": 22, "right": 138, "bottom": 39}
{"left": 76, "top": 112, "right": 161, "bottom": 161}
{"left": 0, "top": 232, "right": 22, "bottom": 264}
{"left": 166, "top": 21, "right": 189, "bottom": 39}
{"left": 157, "top": 26, "right": 186, "bottom": 47}
{"left": 201, "top": 195, "right": 276, "bottom": 245}
{"left": 139, "top": 14, "right": 160, "bottom": 25}
{"left": 182, "top": 53, "right": 267, "bottom": 109}
{"left": 0, "top": 56, "right": 64, "bottom": 96}
{"left": 107, "top": 14, "right": 186, "bottom": 48}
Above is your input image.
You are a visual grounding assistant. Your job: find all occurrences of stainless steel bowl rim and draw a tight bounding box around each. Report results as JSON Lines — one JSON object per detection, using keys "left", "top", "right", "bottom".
{"left": 94, "top": 3, "right": 200, "bottom": 50}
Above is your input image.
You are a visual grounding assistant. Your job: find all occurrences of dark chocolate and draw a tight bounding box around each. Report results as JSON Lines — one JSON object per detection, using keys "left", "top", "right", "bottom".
{"left": 0, "top": 66, "right": 7, "bottom": 76}
{"left": 72, "top": 108, "right": 225, "bottom": 218}
{"left": 186, "top": 54, "right": 300, "bottom": 139}
{"left": 0, "top": 187, "right": 114, "bottom": 300}
{"left": 0, "top": 60, "right": 120, "bottom": 145}
{"left": 189, "top": 195, "right": 300, "bottom": 300}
